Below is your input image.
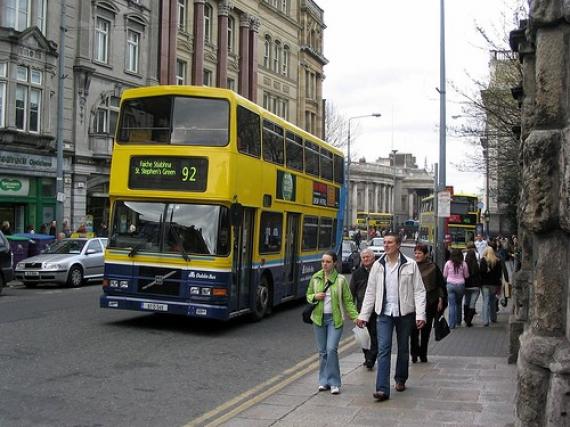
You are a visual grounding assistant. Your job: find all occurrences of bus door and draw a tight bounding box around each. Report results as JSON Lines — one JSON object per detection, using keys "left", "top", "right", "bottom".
{"left": 232, "top": 208, "right": 254, "bottom": 311}
{"left": 283, "top": 213, "right": 300, "bottom": 297}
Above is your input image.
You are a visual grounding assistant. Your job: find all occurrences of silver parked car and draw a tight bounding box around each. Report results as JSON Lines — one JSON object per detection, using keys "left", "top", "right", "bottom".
{"left": 15, "top": 238, "right": 108, "bottom": 288}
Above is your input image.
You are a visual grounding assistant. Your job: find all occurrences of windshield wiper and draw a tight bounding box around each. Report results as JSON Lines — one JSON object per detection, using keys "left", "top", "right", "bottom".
{"left": 128, "top": 243, "right": 145, "bottom": 257}
{"left": 169, "top": 227, "right": 190, "bottom": 262}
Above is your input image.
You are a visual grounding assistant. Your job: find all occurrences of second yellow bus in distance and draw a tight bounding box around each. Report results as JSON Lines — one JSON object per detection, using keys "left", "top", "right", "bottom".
{"left": 100, "top": 86, "right": 346, "bottom": 321}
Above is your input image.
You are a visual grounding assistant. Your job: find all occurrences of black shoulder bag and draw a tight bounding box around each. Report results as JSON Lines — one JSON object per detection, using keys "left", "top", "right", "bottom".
{"left": 302, "top": 280, "right": 332, "bottom": 324}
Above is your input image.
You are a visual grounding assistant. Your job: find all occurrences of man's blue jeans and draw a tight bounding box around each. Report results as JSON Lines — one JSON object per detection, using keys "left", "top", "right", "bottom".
{"left": 313, "top": 313, "right": 343, "bottom": 387}
{"left": 376, "top": 313, "right": 415, "bottom": 397}
{"left": 446, "top": 283, "right": 465, "bottom": 328}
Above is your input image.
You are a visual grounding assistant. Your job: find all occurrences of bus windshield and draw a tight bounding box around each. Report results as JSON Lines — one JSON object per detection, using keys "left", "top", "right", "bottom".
{"left": 116, "top": 95, "right": 230, "bottom": 146}
{"left": 451, "top": 196, "right": 477, "bottom": 214}
{"left": 108, "top": 201, "right": 230, "bottom": 257}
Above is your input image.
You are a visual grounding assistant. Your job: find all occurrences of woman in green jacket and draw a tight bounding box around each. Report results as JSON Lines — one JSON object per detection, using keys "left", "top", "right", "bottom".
{"left": 306, "top": 250, "right": 359, "bottom": 395}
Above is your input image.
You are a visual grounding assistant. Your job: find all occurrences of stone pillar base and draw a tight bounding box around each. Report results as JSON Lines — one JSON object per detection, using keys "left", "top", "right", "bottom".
{"left": 507, "top": 316, "right": 525, "bottom": 364}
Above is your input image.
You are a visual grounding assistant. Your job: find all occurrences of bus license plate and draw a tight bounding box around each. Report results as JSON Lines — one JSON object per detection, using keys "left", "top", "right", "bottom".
{"left": 141, "top": 302, "right": 168, "bottom": 312}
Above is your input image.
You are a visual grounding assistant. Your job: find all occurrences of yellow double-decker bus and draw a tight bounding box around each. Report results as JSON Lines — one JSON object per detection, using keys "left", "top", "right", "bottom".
{"left": 100, "top": 86, "right": 345, "bottom": 321}
{"left": 418, "top": 190, "right": 479, "bottom": 250}
{"left": 355, "top": 212, "right": 392, "bottom": 231}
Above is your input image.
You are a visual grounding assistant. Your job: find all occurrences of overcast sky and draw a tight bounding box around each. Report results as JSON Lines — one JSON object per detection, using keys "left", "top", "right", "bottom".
{"left": 318, "top": 0, "right": 522, "bottom": 196}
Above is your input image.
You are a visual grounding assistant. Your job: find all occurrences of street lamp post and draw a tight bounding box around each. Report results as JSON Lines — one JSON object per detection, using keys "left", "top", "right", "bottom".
{"left": 481, "top": 136, "right": 490, "bottom": 237}
{"left": 436, "top": 0, "right": 447, "bottom": 267}
{"left": 346, "top": 113, "right": 382, "bottom": 232}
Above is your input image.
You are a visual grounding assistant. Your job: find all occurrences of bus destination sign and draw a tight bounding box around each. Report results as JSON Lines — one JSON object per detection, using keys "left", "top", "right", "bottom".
{"left": 448, "top": 213, "right": 477, "bottom": 225}
{"left": 129, "top": 156, "right": 208, "bottom": 191}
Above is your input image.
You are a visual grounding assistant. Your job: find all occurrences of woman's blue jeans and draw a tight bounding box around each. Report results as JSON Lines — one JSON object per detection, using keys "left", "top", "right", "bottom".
{"left": 446, "top": 283, "right": 465, "bottom": 329}
{"left": 481, "top": 286, "right": 498, "bottom": 326}
{"left": 313, "top": 313, "right": 343, "bottom": 387}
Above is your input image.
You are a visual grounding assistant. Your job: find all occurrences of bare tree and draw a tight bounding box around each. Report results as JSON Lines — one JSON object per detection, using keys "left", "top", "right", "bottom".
{"left": 324, "top": 101, "right": 347, "bottom": 149}
{"left": 450, "top": 0, "right": 527, "bottom": 231}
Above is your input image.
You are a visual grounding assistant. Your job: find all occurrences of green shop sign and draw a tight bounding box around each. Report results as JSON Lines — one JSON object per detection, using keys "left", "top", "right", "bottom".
{"left": 0, "top": 176, "right": 29, "bottom": 197}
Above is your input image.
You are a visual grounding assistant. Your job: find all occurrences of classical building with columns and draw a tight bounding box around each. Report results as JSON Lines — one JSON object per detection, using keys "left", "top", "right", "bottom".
{"left": 347, "top": 154, "right": 434, "bottom": 228}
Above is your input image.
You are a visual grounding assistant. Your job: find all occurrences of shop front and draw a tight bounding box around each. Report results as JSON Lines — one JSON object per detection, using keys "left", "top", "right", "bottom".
{"left": 0, "top": 150, "right": 57, "bottom": 234}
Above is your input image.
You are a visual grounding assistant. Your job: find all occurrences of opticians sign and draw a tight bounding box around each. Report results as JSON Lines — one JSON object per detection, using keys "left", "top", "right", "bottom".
{"left": 0, "top": 150, "right": 56, "bottom": 173}
{"left": 0, "top": 176, "right": 30, "bottom": 197}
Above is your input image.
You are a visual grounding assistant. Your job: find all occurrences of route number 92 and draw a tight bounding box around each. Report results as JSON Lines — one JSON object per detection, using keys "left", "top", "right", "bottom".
{"left": 182, "top": 166, "right": 197, "bottom": 182}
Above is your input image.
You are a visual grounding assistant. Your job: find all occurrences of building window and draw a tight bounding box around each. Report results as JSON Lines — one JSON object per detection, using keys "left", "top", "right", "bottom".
{"left": 126, "top": 30, "right": 140, "bottom": 73}
{"left": 282, "top": 46, "right": 289, "bottom": 77}
{"left": 178, "top": 0, "right": 187, "bottom": 32}
{"left": 203, "top": 69, "right": 213, "bottom": 86}
{"left": 94, "top": 96, "right": 120, "bottom": 135}
{"left": 263, "top": 36, "right": 271, "bottom": 68}
{"left": 228, "top": 16, "right": 235, "bottom": 53}
{"left": 0, "top": 82, "right": 6, "bottom": 128}
{"left": 227, "top": 78, "right": 235, "bottom": 91}
{"left": 36, "top": 0, "right": 47, "bottom": 33}
{"left": 263, "top": 91, "right": 288, "bottom": 120}
{"left": 273, "top": 41, "right": 281, "bottom": 73}
{"left": 4, "top": 0, "right": 29, "bottom": 31}
{"left": 14, "top": 66, "right": 42, "bottom": 133}
{"left": 204, "top": 3, "right": 213, "bottom": 44}
{"left": 95, "top": 17, "right": 110, "bottom": 64}
{"left": 176, "top": 59, "right": 187, "bottom": 85}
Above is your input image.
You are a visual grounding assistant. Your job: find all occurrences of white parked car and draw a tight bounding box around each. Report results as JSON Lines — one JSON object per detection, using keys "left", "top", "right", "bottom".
{"left": 368, "top": 237, "right": 385, "bottom": 259}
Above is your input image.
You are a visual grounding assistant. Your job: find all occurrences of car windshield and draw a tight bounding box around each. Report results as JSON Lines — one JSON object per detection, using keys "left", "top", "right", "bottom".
{"left": 45, "top": 240, "right": 86, "bottom": 254}
{"left": 371, "top": 238, "right": 384, "bottom": 247}
{"left": 108, "top": 201, "right": 230, "bottom": 257}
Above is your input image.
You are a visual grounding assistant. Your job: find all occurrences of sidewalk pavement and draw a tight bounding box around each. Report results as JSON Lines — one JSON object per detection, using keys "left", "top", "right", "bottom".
{"left": 220, "top": 309, "right": 516, "bottom": 427}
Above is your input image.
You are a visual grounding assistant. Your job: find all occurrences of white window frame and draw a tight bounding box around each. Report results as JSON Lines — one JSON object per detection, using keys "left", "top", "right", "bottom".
{"left": 273, "top": 41, "right": 280, "bottom": 73}
{"left": 17, "top": 65, "right": 28, "bottom": 82}
{"left": 177, "top": 0, "right": 187, "bottom": 32}
{"left": 31, "top": 69, "right": 42, "bottom": 85}
{"left": 36, "top": 0, "right": 47, "bottom": 33}
{"left": 228, "top": 16, "right": 235, "bottom": 53}
{"left": 126, "top": 29, "right": 140, "bottom": 73}
{"left": 5, "top": 0, "right": 30, "bottom": 31}
{"left": 0, "top": 82, "right": 6, "bottom": 128}
{"left": 204, "top": 3, "right": 213, "bottom": 44}
{"left": 263, "top": 37, "right": 271, "bottom": 68}
{"left": 203, "top": 69, "right": 213, "bottom": 86}
{"left": 95, "top": 17, "right": 110, "bottom": 64}
{"left": 29, "top": 87, "right": 41, "bottom": 133}
{"left": 15, "top": 84, "right": 28, "bottom": 131}
{"left": 282, "top": 46, "right": 289, "bottom": 76}
{"left": 94, "top": 96, "right": 120, "bottom": 134}
{"left": 176, "top": 59, "right": 187, "bottom": 85}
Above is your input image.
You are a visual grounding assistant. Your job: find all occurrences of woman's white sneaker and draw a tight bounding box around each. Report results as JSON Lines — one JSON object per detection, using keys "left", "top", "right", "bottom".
{"left": 330, "top": 386, "right": 340, "bottom": 395}
{"left": 318, "top": 385, "right": 328, "bottom": 392}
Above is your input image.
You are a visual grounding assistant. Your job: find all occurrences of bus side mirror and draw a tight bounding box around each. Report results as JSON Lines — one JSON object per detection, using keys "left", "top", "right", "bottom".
{"left": 230, "top": 203, "right": 243, "bottom": 227}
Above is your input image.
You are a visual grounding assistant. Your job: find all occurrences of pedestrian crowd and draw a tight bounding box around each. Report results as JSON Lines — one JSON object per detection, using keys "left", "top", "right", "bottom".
{"left": 306, "top": 231, "right": 519, "bottom": 402}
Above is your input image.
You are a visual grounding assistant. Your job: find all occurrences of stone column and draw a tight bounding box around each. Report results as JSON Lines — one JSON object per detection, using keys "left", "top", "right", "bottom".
{"left": 374, "top": 184, "right": 380, "bottom": 213}
{"left": 216, "top": 0, "right": 231, "bottom": 88}
{"left": 192, "top": 0, "right": 205, "bottom": 86}
{"left": 248, "top": 16, "right": 260, "bottom": 102}
{"left": 351, "top": 181, "right": 358, "bottom": 226}
{"left": 381, "top": 184, "right": 386, "bottom": 212}
{"left": 238, "top": 13, "right": 250, "bottom": 97}
{"left": 364, "top": 182, "right": 370, "bottom": 213}
{"left": 510, "top": 7, "right": 570, "bottom": 427}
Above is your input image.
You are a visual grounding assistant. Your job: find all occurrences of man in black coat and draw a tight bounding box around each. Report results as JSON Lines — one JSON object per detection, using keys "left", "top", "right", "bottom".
{"left": 349, "top": 248, "right": 378, "bottom": 369}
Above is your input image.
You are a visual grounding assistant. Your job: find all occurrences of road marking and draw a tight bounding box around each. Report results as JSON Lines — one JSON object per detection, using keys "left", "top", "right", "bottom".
{"left": 184, "top": 336, "right": 356, "bottom": 427}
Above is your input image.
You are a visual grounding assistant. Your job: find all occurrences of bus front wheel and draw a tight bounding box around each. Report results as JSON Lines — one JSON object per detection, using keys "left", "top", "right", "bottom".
{"left": 252, "top": 274, "right": 271, "bottom": 321}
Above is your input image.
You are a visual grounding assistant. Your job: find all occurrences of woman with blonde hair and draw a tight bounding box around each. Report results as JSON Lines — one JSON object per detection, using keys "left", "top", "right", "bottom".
{"left": 480, "top": 246, "right": 507, "bottom": 326}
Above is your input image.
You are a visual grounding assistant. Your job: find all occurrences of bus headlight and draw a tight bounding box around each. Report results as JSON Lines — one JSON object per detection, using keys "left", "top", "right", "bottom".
{"left": 120, "top": 280, "right": 129, "bottom": 288}
{"left": 201, "top": 288, "right": 211, "bottom": 296}
{"left": 190, "top": 287, "right": 200, "bottom": 295}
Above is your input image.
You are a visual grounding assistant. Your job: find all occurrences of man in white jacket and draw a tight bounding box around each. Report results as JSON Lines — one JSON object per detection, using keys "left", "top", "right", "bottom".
{"left": 356, "top": 232, "right": 426, "bottom": 401}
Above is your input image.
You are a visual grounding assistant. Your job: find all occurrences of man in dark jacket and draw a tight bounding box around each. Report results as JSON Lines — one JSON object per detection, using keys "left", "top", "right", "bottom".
{"left": 350, "top": 248, "right": 377, "bottom": 369}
